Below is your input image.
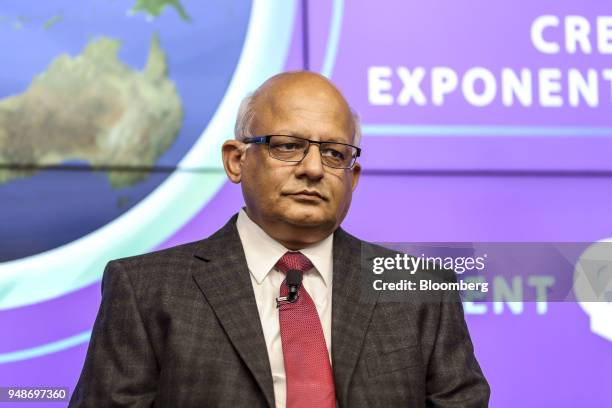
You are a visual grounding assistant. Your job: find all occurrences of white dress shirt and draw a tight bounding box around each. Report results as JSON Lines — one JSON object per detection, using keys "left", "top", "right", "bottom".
{"left": 235, "top": 209, "right": 333, "bottom": 408}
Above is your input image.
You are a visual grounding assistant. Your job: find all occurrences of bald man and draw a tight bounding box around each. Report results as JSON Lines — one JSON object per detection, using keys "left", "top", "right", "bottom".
{"left": 70, "top": 72, "right": 490, "bottom": 408}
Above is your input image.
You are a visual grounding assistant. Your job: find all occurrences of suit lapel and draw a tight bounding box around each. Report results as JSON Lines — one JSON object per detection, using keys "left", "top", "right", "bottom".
{"left": 332, "top": 228, "right": 380, "bottom": 405}
{"left": 191, "top": 216, "right": 275, "bottom": 408}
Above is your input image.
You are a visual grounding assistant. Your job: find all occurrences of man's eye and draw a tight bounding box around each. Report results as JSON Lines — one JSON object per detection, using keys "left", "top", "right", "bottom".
{"left": 322, "top": 148, "right": 345, "bottom": 160}
{"left": 275, "top": 143, "right": 300, "bottom": 151}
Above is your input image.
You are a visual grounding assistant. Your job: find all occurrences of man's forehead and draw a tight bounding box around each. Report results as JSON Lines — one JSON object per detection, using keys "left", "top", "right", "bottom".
{"left": 253, "top": 77, "right": 351, "bottom": 126}
{"left": 252, "top": 102, "right": 353, "bottom": 140}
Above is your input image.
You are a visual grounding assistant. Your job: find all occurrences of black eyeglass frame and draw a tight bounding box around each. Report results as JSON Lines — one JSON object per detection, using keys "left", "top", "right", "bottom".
{"left": 242, "top": 135, "right": 362, "bottom": 169}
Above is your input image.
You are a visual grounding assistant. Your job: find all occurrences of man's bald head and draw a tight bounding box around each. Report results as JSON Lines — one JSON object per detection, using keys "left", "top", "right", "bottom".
{"left": 235, "top": 71, "right": 361, "bottom": 146}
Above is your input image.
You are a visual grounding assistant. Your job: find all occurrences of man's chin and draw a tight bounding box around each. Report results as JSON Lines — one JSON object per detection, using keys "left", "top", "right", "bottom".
{"left": 281, "top": 210, "right": 332, "bottom": 229}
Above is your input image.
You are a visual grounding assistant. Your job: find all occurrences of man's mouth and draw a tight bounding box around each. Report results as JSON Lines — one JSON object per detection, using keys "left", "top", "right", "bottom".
{"left": 285, "top": 190, "right": 327, "bottom": 201}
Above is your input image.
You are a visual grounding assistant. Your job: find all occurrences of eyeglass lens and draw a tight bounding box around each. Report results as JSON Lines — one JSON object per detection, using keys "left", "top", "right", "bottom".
{"left": 268, "top": 135, "right": 356, "bottom": 168}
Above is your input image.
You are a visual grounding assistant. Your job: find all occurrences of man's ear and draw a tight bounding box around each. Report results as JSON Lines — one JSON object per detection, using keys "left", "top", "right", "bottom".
{"left": 350, "top": 161, "right": 361, "bottom": 192}
{"left": 222, "top": 140, "right": 246, "bottom": 183}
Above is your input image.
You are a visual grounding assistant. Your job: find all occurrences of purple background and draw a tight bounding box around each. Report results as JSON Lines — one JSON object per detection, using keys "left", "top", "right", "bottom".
{"left": 312, "top": 1, "right": 612, "bottom": 405}
{"left": 2, "top": 1, "right": 611, "bottom": 407}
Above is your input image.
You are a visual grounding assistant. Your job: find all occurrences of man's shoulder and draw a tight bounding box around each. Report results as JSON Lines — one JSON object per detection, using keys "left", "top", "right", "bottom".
{"left": 335, "top": 227, "right": 407, "bottom": 259}
{"left": 106, "top": 215, "right": 239, "bottom": 278}
{"left": 110, "top": 239, "right": 203, "bottom": 269}
{"left": 337, "top": 228, "right": 456, "bottom": 284}
{"left": 335, "top": 227, "right": 378, "bottom": 250}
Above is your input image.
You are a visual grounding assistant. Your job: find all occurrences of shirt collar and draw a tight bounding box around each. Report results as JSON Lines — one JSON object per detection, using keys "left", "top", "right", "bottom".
{"left": 236, "top": 208, "right": 333, "bottom": 287}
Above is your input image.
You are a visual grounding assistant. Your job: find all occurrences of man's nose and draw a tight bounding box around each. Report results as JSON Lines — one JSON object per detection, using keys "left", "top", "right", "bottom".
{"left": 295, "top": 145, "right": 324, "bottom": 179}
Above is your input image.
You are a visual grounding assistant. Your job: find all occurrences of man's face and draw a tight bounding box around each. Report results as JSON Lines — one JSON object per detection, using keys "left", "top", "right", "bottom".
{"left": 239, "top": 76, "right": 360, "bottom": 240}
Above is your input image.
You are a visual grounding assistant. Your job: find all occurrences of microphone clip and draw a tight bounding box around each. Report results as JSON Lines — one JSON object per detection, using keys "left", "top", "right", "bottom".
{"left": 275, "top": 292, "right": 299, "bottom": 308}
{"left": 276, "top": 269, "right": 302, "bottom": 308}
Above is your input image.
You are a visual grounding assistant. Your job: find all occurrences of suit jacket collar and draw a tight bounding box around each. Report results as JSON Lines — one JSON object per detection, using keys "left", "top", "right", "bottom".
{"left": 331, "top": 228, "right": 380, "bottom": 405}
{"left": 192, "top": 215, "right": 275, "bottom": 408}
{"left": 191, "top": 215, "right": 380, "bottom": 408}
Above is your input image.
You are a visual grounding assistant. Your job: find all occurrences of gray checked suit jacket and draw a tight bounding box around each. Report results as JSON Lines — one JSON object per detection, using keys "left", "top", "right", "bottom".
{"left": 70, "top": 215, "right": 490, "bottom": 407}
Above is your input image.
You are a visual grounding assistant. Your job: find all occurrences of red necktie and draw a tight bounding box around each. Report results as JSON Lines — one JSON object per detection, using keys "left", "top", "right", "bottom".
{"left": 276, "top": 252, "right": 336, "bottom": 408}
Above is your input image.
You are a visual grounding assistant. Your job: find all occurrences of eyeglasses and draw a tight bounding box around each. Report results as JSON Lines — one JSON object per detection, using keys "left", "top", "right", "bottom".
{"left": 242, "top": 135, "right": 361, "bottom": 169}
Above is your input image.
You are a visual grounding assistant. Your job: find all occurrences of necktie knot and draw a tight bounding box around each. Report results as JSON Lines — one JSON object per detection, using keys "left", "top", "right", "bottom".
{"left": 275, "top": 251, "right": 313, "bottom": 274}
